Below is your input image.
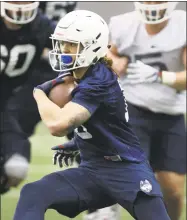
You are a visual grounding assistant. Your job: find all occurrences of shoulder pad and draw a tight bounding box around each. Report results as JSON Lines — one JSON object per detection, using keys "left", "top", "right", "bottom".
{"left": 109, "top": 12, "right": 140, "bottom": 53}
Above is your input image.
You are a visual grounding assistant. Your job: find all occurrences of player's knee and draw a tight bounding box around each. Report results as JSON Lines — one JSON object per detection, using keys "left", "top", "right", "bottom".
{"left": 4, "top": 154, "right": 29, "bottom": 186}
{"left": 20, "top": 181, "right": 54, "bottom": 212}
{"left": 163, "top": 184, "right": 184, "bottom": 202}
{"left": 20, "top": 182, "right": 36, "bottom": 198}
{"left": 157, "top": 172, "right": 185, "bottom": 201}
{"left": 18, "top": 182, "right": 46, "bottom": 211}
{"left": 20, "top": 182, "right": 42, "bottom": 203}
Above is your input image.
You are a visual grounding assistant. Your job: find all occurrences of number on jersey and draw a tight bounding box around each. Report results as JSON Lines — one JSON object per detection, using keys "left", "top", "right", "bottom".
{"left": 44, "top": 2, "right": 77, "bottom": 22}
{"left": 135, "top": 52, "right": 168, "bottom": 71}
{"left": 1, "top": 44, "right": 36, "bottom": 77}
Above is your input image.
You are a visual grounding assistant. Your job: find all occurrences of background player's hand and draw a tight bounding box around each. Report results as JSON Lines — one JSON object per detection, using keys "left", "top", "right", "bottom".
{"left": 52, "top": 145, "right": 80, "bottom": 168}
{"left": 125, "top": 60, "right": 161, "bottom": 84}
{"left": 34, "top": 72, "right": 72, "bottom": 95}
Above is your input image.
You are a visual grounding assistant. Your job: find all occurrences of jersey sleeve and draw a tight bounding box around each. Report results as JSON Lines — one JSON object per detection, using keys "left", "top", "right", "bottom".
{"left": 71, "top": 90, "right": 101, "bottom": 115}
{"left": 160, "top": 10, "right": 186, "bottom": 50}
{"left": 71, "top": 63, "right": 116, "bottom": 115}
{"left": 108, "top": 12, "right": 140, "bottom": 54}
{"left": 108, "top": 15, "right": 122, "bottom": 49}
{"left": 173, "top": 10, "right": 186, "bottom": 47}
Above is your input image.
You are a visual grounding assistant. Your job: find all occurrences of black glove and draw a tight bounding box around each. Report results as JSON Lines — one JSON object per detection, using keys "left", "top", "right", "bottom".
{"left": 34, "top": 72, "right": 72, "bottom": 95}
{"left": 51, "top": 139, "right": 80, "bottom": 168}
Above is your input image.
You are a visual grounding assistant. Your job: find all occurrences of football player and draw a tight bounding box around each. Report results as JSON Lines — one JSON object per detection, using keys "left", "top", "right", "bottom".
{"left": 14, "top": 10, "right": 170, "bottom": 220}
{"left": 39, "top": 1, "right": 77, "bottom": 23}
{"left": 108, "top": 2, "right": 186, "bottom": 220}
{"left": 0, "top": 1, "right": 56, "bottom": 194}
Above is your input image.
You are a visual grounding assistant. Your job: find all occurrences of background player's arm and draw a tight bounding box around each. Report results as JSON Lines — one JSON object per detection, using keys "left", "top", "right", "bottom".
{"left": 170, "top": 46, "right": 186, "bottom": 90}
{"left": 33, "top": 89, "right": 91, "bottom": 137}
{"left": 107, "top": 43, "right": 129, "bottom": 77}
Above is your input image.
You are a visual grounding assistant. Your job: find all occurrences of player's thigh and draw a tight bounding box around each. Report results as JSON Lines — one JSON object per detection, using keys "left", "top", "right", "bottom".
{"left": 18, "top": 170, "right": 82, "bottom": 218}
{"left": 0, "top": 113, "right": 30, "bottom": 159}
{"left": 0, "top": 112, "right": 31, "bottom": 161}
{"left": 93, "top": 159, "right": 163, "bottom": 215}
{"left": 127, "top": 103, "right": 152, "bottom": 158}
{"left": 61, "top": 168, "right": 115, "bottom": 210}
{"left": 0, "top": 113, "right": 30, "bottom": 189}
{"left": 152, "top": 114, "right": 186, "bottom": 174}
{"left": 21, "top": 168, "right": 114, "bottom": 218}
{"left": 0, "top": 82, "right": 14, "bottom": 112}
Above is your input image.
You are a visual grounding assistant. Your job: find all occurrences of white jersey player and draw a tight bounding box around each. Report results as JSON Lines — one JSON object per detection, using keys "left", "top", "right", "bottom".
{"left": 108, "top": 2, "right": 186, "bottom": 220}
{"left": 110, "top": 6, "right": 186, "bottom": 114}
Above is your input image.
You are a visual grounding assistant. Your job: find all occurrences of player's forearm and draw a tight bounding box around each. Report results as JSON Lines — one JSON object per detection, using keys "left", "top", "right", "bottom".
{"left": 33, "top": 89, "right": 68, "bottom": 137}
{"left": 171, "top": 70, "right": 186, "bottom": 90}
{"left": 161, "top": 70, "right": 186, "bottom": 91}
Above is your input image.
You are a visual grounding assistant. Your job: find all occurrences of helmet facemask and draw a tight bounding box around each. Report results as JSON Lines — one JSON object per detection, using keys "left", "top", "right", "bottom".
{"left": 49, "top": 37, "right": 92, "bottom": 72}
{"left": 1, "top": 2, "right": 39, "bottom": 25}
{"left": 134, "top": 2, "right": 178, "bottom": 24}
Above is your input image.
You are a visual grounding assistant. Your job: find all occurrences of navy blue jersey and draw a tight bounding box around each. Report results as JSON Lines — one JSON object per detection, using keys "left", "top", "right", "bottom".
{"left": 0, "top": 10, "right": 55, "bottom": 93}
{"left": 39, "top": 2, "right": 77, "bottom": 23}
{"left": 71, "top": 62, "right": 146, "bottom": 163}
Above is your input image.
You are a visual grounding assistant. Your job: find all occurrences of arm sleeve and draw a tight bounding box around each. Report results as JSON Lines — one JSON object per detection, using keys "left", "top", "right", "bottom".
{"left": 108, "top": 12, "right": 139, "bottom": 54}
{"left": 108, "top": 17, "right": 121, "bottom": 49}
{"left": 71, "top": 91, "right": 101, "bottom": 116}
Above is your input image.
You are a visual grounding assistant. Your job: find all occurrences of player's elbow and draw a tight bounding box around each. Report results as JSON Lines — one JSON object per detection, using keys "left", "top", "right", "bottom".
{"left": 48, "top": 122, "right": 67, "bottom": 137}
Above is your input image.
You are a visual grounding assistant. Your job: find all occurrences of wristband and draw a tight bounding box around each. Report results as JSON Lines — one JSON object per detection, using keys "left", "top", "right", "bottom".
{"left": 161, "top": 71, "right": 176, "bottom": 86}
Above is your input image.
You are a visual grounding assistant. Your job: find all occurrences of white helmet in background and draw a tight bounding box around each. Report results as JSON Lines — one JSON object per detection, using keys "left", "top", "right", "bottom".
{"left": 49, "top": 10, "right": 109, "bottom": 72}
{"left": 134, "top": 2, "right": 178, "bottom": 24}
{"left": 1, "top": 1, "right": 39, "bottom": 24}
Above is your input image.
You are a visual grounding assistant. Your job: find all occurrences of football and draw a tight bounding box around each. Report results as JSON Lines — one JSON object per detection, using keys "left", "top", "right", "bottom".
{"left": 48, "top": 75, "right": 76, "bottom": 108}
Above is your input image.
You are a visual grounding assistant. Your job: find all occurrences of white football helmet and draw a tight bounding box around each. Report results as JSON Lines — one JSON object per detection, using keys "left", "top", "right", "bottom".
{"left": 49, "top": 10, "right": 109, "bottom": 72}
{"left": 1, "top": 2, "right": 39, "bottom": 24}
{"left": 134, "top": 2, "right": 178, "bottom": 24}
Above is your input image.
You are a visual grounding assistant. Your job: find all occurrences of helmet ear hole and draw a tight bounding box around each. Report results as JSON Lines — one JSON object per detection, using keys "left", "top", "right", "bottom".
{"left": 96, "top": 33, "right": 101, "bottom": 39}
{"left": 92, "top": 57, "right": 98, "bottom": 64}
{"left": 93, "top": 47, "right": 101, "bottom": 53}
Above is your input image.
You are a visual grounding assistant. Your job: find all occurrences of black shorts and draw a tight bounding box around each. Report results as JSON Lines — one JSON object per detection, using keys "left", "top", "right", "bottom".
{"left": 127, "top": 102, "right": 186, "bottom": 174}
{"left": 26, "top": 159, "right": 162, "bottom": 218}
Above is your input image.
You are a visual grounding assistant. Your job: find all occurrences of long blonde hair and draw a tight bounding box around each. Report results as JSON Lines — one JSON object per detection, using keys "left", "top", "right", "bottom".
{"left": 100, "top": 56, "right": 113, "bottom": 69}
